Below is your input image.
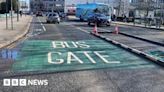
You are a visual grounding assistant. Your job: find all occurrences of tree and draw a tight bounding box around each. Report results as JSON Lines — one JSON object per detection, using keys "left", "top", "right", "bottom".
{"left": 132, "top": 0, "right": 155, "bottom": 17}
{"left": 0, "top": 2, "right": 6, "bottom": 13}
{"left": 8, "top": 0, "right": 17, "bottom": 11}
{"left": 0, "top": 0, "right": 18, "bottom": 13}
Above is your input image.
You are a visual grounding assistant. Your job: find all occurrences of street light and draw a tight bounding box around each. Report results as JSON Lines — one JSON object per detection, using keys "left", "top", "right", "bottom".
{"left": 5, "top": 0, "right": 8, "bottom": 29}
{"left": 24, "top": 0, "right": 26, "bottom": 15}
{"left": 17, "top": 0, "right": 19, "bottom": 21}
{"left": 11, "top": 0, "right": 14, "bottom": 30}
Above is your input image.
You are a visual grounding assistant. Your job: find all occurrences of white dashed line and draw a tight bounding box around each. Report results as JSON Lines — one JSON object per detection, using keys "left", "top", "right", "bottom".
{"left": 38, "top": 17, "right": 46, "bottom": 32}
{"left": 68, "top": 24, "right": 90, "bottom": 33}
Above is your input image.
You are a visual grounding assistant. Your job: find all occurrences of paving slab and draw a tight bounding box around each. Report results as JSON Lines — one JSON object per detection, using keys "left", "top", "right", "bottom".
{"left": 0, "top": 15, "right": 32, "bottom": 48}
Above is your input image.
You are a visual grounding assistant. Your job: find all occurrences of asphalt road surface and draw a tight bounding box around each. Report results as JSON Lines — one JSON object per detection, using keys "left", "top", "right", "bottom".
{"left": 0, "top": 16, "right": 164, "bottom": 92}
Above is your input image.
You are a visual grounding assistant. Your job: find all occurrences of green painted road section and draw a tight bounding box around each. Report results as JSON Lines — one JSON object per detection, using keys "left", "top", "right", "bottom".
{"left": 149, "top": 51, "right": 164, "bottom": 61}
{"left": 12, "top": 40, "right": 157, "bottom": 73}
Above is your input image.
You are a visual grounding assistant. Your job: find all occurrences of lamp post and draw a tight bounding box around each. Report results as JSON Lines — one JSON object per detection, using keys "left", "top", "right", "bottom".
{"left": 5, "top": 0, "right": 8, "bottom": 29}
{"left": 52, "top": 0, "right": 54, "bottom": 12}
{"left": 118, "top": 0, "right": 122, "bottom": 16}
{"left": 17, "top": 0, "right": 19, "bottom": 21}
{"left": 11, "top": 0, "right": 14, "bottom": 30}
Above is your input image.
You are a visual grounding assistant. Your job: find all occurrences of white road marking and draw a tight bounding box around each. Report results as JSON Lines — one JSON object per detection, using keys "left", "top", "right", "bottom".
{"left": 48, "top": 52, "right": 64, "bottom": 64}
{"left": 67, "top": 23, "right": 111, "bottom": 34}
{"left": 77, "top": 27, "right": 90, "bottom": 33}
{"left": 98, "top": 27, "right": 112, "bottom": 32}
{"left": 69, "top": 24, "right": 90, "bottom": 33}
{"left": 42, "top": 25, "right": 46, "bottom": 32}
{"left": 83, "top": 51, "right": 96, "bottom": 64}
{"left": 35, "top": 29, "right": 42, "bottom": 32}
{"left": 38, "top": 17, "right": 46, "bottom": 32}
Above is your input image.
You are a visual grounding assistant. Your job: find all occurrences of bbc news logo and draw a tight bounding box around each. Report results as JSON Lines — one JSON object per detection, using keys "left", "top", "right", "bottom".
{"left": 3, "top": 79, "right": 48, "bottom": 86}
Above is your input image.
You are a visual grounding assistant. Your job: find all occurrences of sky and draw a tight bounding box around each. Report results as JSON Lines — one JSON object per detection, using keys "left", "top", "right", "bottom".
{"left": 26, "top": 0, "right": 29, "bottom": 4}
{"left": 20, "top": 0, "right": 29, "bottom": 5}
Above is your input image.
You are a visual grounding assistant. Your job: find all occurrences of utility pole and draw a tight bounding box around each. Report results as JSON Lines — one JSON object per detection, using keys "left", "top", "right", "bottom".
{"left": 5, "top": 0, "right": 8, "bottom": 29}
{"left": 122, "top": 1, "right": 124, "bottom": 15}
{"left": 118, "top": 0, "right": 122, "bottom": 17}
{"left": 17, "top": 0, "right": 19, "bottom": 21}
{"left": 160, "top": 1, "right": 164, "bottom": 26}
{"left": 11, "top": 0, "right": 14, "bottom": 30}
{"left": 52, "top": 0, "right": 54, "bottom": 12}
{"left": 25, "top": 1, "right": 27, "bottom": 16}
{"left": 162, "top": 1, "right": 164, "bottom": 24}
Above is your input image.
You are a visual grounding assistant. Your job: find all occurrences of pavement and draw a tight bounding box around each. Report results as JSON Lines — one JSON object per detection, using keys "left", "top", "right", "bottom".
{"left": 113, "top": 21, "right": 164, "bottom": 30}
{"left": 0, "top": 15, "right": 32, "bottom": 49}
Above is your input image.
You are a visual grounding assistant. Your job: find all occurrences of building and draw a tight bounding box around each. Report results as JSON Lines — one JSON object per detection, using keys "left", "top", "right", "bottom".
{"left": 130, "top": 0, "right": 164, "bottom": 18}
{"left": 30, "top": 0, "right": 65, "bottom": 13}
{"left": 131, "top": 0, "right": 155, "bottom": 17}
{"left": 19, "top": 0, "right": 29, "bottom": 13}
{"left": 154, "top": 0, "right": 164, "bottom": 18}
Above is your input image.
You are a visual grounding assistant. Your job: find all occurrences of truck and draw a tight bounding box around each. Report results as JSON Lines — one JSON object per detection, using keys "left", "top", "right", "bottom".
{"left": 75, "top": 3, "right": 112, "bottom": 21}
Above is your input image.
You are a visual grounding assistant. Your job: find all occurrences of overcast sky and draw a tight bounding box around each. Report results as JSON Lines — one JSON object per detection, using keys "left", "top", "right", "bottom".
{"left": 22, "top": 0, "right": 29, "bottom": 4}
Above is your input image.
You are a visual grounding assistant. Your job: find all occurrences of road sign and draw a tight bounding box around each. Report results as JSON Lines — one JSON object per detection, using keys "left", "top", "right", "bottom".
{"left": 12, "top": 40, "right": 156, "bottom": 73}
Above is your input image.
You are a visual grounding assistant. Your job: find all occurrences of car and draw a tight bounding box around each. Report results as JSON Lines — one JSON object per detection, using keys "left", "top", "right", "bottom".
{"left": 88, "top": 13, "right": 111, "bottom": 26}
{"left": 36, "top": 11, "right": 43, "bottom": 17}
{"left": 58, "top": 12, "right": 67, "bottom": 20}
{"left": 45, "top": 12, "right": 51, "bottom": 17}
{"left": 46, "top": 13, "right": 60, "bottom": 23}
{"left": 45, "top": 13, "right": 49, "bottom": 17}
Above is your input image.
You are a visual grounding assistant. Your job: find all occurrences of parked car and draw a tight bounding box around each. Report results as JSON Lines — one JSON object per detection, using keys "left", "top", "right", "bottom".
{"left": 45, "top": 13, "right": 49, "bottom": 17}
{"left": 36, "top": 11, "right": 43, "bottom": 17}
{"left": 58, "top": 12, "right": 67, "bottom": 20}
{"left": 88, "top": 13, "right": 111, "bottom": 26}
{"left": 46, "top": 13, "right": 60, "bottom": 23}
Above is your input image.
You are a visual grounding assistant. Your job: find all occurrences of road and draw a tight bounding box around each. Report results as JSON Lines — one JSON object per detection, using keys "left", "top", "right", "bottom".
{"left": 0, "top": 16, "right": 164, "bottom": 92}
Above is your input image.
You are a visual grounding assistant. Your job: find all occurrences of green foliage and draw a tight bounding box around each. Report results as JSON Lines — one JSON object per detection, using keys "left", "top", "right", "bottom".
{"left": 0, "top": 2, "right": 7, "bottom": 13}
{"left": 0, "top": 0, "right": 18, "bottom": 13}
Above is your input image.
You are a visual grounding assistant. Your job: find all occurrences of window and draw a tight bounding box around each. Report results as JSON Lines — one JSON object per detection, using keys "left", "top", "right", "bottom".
{"left": 49, "top": 14, "right": 52, "bottom": 16}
